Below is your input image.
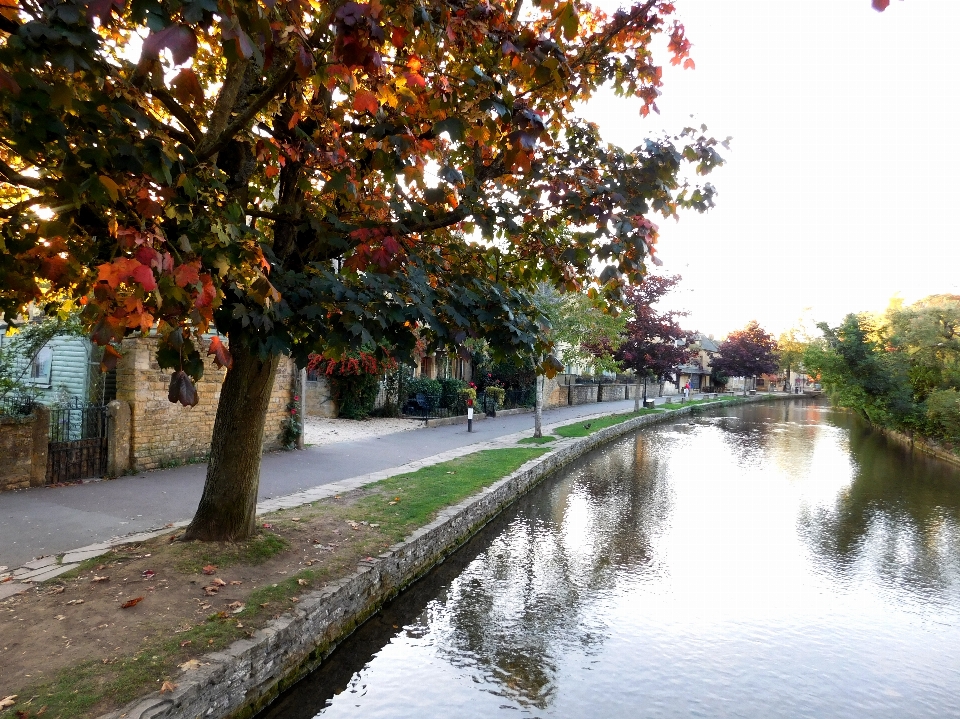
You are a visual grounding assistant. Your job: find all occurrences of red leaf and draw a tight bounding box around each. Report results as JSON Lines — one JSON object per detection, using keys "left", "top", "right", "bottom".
{"left": 196, "top": 274, "right": 216, "bottom": 308}
{"left": 295, "top": 44, "right": 314, "bottom": 79}
{"left": 170, "top": 67, "right": 204, "bottom": 106}
{"left": 168, "top": 370, "right": 199, "bottom": 407}
{"left": 403, "top": 71, "right": 426, "bottom": 88}
{"left": 172, "top": 262, "right": 200, "bottom": 288}
{"left": 130, "top": 263, "right": 157, "bottom": 291}
{"left": 100, "top": 345, "right": 122, "bottom": 372}
{"left": 0, "top": 68, "right": 20, "bottom": 96}
{"left": 202, "top": 565, "right": 217, "bottom": 575}
{"left": 135, "top": 245, "right": 160, "bottom": 268}
{"left": 353, "top": 89, "right": 378, "bottom": 115}
{"left": 86, "top": 0, "right": 123, "bottom": 24}
{"left": 120, "top": 596, "right": 144, "bottom": 609}
{"left": 207, "top": 336, "right": 233, "bottom": 370}
{"left": 872, "top": 0, "right": 890, "bottom": 9}
{"left": 143, "top": 25, "right": 198, "bottom": 65}
{"left": 683, "top": 58, "right": 695, "bottom": 70}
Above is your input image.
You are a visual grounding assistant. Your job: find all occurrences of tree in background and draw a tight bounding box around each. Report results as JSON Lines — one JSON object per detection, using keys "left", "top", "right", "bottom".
{"left": 616, "top": 275, "right": 693, "bottom": 411}
{"left": 711, "top": 320, "right": 778, "bottom": 396}
{"left": 777, "top": 325, "right": 812, "bottom": 391}
{"left": 0, "top": 0, "right": 724, "bottom": 540}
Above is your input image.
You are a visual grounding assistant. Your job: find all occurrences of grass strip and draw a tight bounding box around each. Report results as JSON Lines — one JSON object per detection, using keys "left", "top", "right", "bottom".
{"left": 517, "top": 435, "right": 556, "bottom": 445}
{"left": 553, "top": 408, "right": 661, "bottom": 438}
{"left": 350, "top": 447, "right": 548, "bottom": 541}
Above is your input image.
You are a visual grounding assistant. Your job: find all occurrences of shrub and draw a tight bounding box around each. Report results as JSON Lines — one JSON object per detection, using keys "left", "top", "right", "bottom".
{"left": 405, "top": 377, "right": 442, "bottom": 408}
{"left": 308, "top": 350, "right": 397, "bottom": 420}
{"left": 439, "top": 377, "right": 468, "bottom": 408}
{"left": 485, "top": 386, "right": 506, "bottom": 407}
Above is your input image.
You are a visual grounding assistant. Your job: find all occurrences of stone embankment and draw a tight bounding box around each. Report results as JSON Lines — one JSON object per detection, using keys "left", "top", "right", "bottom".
{"left": 100, "top": 394, "right": 791, "bottom": 719}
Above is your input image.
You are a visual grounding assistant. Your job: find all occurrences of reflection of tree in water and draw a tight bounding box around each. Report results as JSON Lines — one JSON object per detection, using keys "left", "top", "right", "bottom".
{"left": 799, "top": 407, "right": 960, "bottom": 597}
{"left": 430, "top": 432, "right": 673, "bottom": 710}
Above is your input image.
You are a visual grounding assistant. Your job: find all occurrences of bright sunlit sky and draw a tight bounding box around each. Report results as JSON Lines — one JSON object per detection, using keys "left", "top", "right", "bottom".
{"left": 577, "top": 0, "right": 958, "bottom": 338}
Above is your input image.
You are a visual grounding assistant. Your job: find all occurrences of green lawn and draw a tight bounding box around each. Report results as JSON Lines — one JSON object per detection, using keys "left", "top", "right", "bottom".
{"left": 553, "top": 408, "right": 661, "bottom": 438}
{"left": 517, "top": 435, "right": 556, "bottom": 445}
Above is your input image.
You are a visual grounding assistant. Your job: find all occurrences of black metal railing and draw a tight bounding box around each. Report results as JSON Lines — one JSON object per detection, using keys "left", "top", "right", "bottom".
{"left": 0, "top": 392, "right": 38, "bottom": 419}
{"left": 47, "top": 399, "right": 108, "bottom": 483}
{"left": 401, "top": 385, "right": 536, "bottom": 421}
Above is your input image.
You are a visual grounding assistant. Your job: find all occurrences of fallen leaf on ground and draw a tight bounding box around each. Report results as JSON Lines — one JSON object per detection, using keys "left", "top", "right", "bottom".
{"left": 95, "top": 564, "right": 106, "bottom": 571}
{"left": 180, "top": 640, "right": 192, "bottom": 647}
{"left": 55, "top": 614, "right": 66, "bottom": 621}
{"left": 262, "top": 523, "right": 273, "bottom": 529}
{"left": 178, "top": 659, "right": 201, "bottom": 671}
{"left": 160, "top": 681, "right": 177, "bottom": 693}
{"left": 92, "top": 576, "right": 109, "bottom": 582}
{"left": 291, "top": 517, "right": 301, "bottom": 522}
{"left": 66, "top": 599, "right": 84, "bottom": 605}
{"left": 142, "top": 570, "right": 156, "bottom": 579}
{"left": 211, "top": 578, "right": 226, "bottom": 587}
{"left": 229, "top": 580, "right": 242, "bottom": 586}
{"left": 199, "top": 603, "right": 211, "bottom": 610}
{"left": 290, "top": 597, "right": 299, "bottom": 602}
{"left": 202, "top": 565, "right": 217, "bottom": 575}
{"left": 305, "top": 560, "right": 314, "bottom": 566}
{"left": 121, "top": 597, "right": 144, "bottom": 609}
{"left": 0, "top": 696, "right": 16, "bottom": 709}
{"left": 228, "top": 601, "right": 244, "bottom": 611}
{"left": 297, "top": 578, "right": 308, "bottom": 586}
{"left": 48, "top": 585, "right": 65, "bottom": 594}
{"left": 36, "top": 705, "right": 47, "bottom": 715}
{"left": 203, "top": 586, "right": 219, "bottom": 595}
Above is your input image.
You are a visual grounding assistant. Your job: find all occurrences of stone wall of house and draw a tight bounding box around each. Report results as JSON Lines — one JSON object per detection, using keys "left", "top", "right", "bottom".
{"left": 116, "top": 338, "right": 295, "bottom": 472}
{"left": 0, "top": 407, "right": 48, "bottom": 492}
{"left": 598, "top": 384, "right": 626, "bottom": 402}
{"left": 569, "top": 384, "right": 599, "bottom": 405}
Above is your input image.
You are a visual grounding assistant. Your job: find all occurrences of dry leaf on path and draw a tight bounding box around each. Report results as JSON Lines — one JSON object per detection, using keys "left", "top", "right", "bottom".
{"left": 48, "top": 585, "right": 65, "bottom": 594}
{"left": 297, "top": 578, "right": 308, "bottom": 586}
{"left": 203, "top": 586, "right": 219, "bottom": 596}
{"left": 55, "top": 614, "right": 66, "bottom": 621}
{"left": 160, "top": 681, "right": 177, "bottom": 693}
{"left": 91, "top": 576, "right": 109, "bottom": 582}
{"left": 180, "top": 640, "right": 192, "bottom": 647}
{"left": 66, "top": 599, "right": 84, "bottom": 605}
{"left": 0, "top": 696, "right": 16, "bottom": 709}
{"left": 178, "top": 659, "right": 201, "bottom": 671}
{"left": 202, "top": 565, "right": 217, "bottom": 575}
{"left": 211, "top": 578, "right": 226, "bottom": 587}
{"left": 141, "top": 569, "right": 156, "bottom": 579}
{"left": 229, "top": 580, "right": 242, "bottom": 586}
{"left": 121, "top": 596, "right": 144, "bottom": 609}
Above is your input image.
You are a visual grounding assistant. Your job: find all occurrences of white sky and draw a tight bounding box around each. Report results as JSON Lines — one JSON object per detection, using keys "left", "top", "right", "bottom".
{"left": 577, "top": 0, "right": 958, "bottom": 338}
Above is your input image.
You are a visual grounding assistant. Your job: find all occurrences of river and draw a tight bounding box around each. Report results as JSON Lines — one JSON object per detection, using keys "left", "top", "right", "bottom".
{"left": 261, "top": 398, "right": 960, "bottom": 719}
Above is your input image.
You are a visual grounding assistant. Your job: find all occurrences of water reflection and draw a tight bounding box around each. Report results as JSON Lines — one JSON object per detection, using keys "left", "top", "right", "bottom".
{"left": 262, "top": 399, "right": 960, "bottom": 719}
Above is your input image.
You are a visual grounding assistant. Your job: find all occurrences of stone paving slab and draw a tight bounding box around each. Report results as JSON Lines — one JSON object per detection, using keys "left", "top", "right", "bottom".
{"left": 0, "top": 580, "right": 27, "bottom": 600}
{"left": 20, "top": 563, "right": 79, "bottom": 583}
{"left": 22, "top": 555, "right": 57, "bottom": 571}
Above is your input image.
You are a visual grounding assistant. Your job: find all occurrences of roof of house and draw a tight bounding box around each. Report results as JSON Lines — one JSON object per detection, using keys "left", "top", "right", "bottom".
{"left": 696, "top": 333, "right": 720, "bottom": 353}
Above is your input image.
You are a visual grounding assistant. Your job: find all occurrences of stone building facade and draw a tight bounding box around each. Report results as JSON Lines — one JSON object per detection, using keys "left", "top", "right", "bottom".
{"left": 115, "top": 337, "right": 296, "bottom": 472}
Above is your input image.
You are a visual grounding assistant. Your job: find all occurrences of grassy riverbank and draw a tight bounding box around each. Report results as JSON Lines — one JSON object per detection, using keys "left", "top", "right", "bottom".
{"left": 0, "top": 448, "right": 546, "bottom": 719}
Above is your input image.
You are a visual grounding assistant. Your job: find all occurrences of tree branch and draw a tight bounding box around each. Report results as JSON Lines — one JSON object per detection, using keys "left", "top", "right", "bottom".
{"left": 197, "top": 61, "right": 299, "bottom": 162}
{"left": 0, "top": 160, "right": 50, "bottom": 190}
{"left": 0, "top": 195, "right": 48, "bottom": 218}
{"left": 149, "top": 87, "right": 203, "bottom": 146}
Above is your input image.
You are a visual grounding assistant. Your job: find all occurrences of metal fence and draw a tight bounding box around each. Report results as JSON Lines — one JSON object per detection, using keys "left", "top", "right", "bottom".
{"left": 47, "top": 399, "right": 108, "bottom": 483}
{"left": 401, "top": 386, "right": 536, "bottom": 421}
{"left": 0, "top": 392, "right": 38, "bottom": 418}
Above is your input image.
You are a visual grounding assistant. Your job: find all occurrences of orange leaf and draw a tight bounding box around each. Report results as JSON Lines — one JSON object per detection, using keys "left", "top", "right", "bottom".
{"left": 172, "top": 262, "right": 200, "bottom": 288}
{"left": 100, "top": 345, "right": 122, "bottom": 372}
{"left": 160, "top": 681, "right": 177, "bottom": 693}
{"left": 120, "top": 596, "right": 144, "bottom": 609}
{"left": 202, "top": 564, "right": 217, "bottom": 575}
{"left": 265, "top": 165, "right": 280, "bottom": 178}
{"left": 353, "top": 90, "right": 378, "bottom": 115}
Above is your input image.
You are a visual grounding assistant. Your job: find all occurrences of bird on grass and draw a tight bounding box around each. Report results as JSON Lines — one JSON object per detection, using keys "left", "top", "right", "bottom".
{"left": 583, "top": 422, "right": 592, "bottom": 430}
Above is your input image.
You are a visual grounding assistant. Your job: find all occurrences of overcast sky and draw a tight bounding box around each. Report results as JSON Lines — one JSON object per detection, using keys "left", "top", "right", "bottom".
{"left": 577, "top": 0, "right": 956, "bottom": 339}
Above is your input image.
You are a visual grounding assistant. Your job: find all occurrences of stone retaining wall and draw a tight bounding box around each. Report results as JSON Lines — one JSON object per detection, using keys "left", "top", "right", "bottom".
{"left": 0, "top": 407, "right": 48, "bottom": 492}
{"left": 101, "top": 394, "right": 792, "bottom": 719}
{"left": 598, "top": 384, "right": 626, "bottom": 402}
{"left": 304, "top": 377, "right": 337, "bottom": 418}
{"left": 568, "top": 383, "right": 598, "bottom": 405}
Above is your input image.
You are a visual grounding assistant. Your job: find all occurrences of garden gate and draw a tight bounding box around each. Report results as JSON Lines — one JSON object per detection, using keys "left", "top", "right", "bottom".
{"left": 47, "top": 399, "right": 108, "bottom": 483}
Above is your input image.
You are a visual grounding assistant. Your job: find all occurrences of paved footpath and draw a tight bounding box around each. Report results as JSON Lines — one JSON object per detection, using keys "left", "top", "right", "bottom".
{"left": 0, "top": 395, "right": 699, "bottom": 571}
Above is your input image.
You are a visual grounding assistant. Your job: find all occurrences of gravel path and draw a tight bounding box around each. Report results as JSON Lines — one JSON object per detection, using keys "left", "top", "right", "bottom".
{"left": 302, "top": 416, "right": 422, "bottom": 446}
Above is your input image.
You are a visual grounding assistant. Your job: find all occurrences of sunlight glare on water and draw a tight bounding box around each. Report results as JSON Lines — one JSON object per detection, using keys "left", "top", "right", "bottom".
{"left": 262, "top": 399, "right": 960, "bottom": 719}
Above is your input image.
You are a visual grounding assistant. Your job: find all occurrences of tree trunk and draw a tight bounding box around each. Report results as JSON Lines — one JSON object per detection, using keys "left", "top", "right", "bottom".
{"left": 183, "top": 340, "right": 281, "bottom": 541}
{"left": 534, "top": 374, "right": 543, "bottom": 437}
{"left": 634, "top": 376, "right": 641, "bottom": 412}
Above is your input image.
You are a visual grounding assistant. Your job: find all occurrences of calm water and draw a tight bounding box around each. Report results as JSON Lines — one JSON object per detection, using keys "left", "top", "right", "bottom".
{"left": 263, "top": 399, "right": 960, "bottom": 719}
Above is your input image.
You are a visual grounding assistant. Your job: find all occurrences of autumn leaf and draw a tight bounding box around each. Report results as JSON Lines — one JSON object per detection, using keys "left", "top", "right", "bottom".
{"left": 353, "top": 89, "right": 378, "bottom": 115}
{"left": 142, "top": 24, "right": 198, "bottom": 65}
{"left": 211, "top": 577, "right": 227, "bottom": 587}
{"left": 0, "top": 68, "right": 18, "bottom": 96}
{"left": 160, "top": 681, "right": 177, "bottom": 693}
{"left": 179, "top": 659, "right": 201, "bottom": 671}
{"left": 172, "top": 262, "right": 200, "bottom": 288}
{"left": 168, "top": 370, "right": 199, "bottom": 407}
{"left": 202, "top": 564, "right": 217, "bottom": 575}
{"left": 0, "top": 696, "right": 16, "bottom": 709}
{"left": 99, "top": 175, "right": 119, "bottom": 202}
{"left": 120, "top": 596, "right": 144, "bottom": 608}
{"left": 100, "top": 344, "right": 122, "bottom": 372}
{"left": 203, "top": 585, "right": 219, "bottom": 595}
{"left": 131, "top": 263, "right": 157, "bottom": 291}
{"left": 207, "top": 336, "right": 233, "bottom": 369}
{"left": 170, "top": 68, "right": 204, "bottom": 106}
{"left": 91, "top": 575, "right": 109, "bottom": 582}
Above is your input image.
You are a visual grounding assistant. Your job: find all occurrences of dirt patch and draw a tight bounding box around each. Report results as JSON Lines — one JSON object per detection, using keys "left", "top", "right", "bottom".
{"left": 0, "top": 489, "right": 394, "bottom": 719}
{"left": 302, "top": 416, "right": 422, "bottom": 447}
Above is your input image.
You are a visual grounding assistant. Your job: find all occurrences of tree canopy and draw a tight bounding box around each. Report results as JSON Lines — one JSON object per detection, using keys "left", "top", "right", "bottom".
{"left": 615, "top": 274, "right": 692, "bottom": 383}
{"left": 0, "top": 0, "right": 725, "bottom": 539}
{"left": 711, "top": 320, "right": 777, "bottom": 383}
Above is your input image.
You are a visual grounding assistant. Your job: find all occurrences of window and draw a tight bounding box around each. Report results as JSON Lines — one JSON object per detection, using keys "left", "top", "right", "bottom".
{"left": 29, "top": 345, "right": 53, "bottom": 386}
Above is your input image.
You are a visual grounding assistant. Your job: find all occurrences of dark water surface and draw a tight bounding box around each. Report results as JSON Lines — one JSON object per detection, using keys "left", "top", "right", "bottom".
{"left": 262, "top": 399, "right": 960, "bottom": 719}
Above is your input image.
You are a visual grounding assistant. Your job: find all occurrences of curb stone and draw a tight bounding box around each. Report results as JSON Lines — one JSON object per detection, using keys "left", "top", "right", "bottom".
{"left": 95, "top": 394, "right": 791, "bottom": 719}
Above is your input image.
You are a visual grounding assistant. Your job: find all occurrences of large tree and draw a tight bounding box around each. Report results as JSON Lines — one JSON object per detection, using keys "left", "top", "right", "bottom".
{"left": 712, "top": 320, "right": 777, "bottom": 395}
{"left": 616, "top": 274, "right": 692, "bottom": 410}
{"left": 0, "top": 0, "right": 724, "bottom": 540}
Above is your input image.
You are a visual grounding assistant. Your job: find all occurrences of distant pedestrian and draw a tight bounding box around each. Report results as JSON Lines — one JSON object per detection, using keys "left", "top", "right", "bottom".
{"left": 683, "top": 382, "right": 690, "bottom": 401}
